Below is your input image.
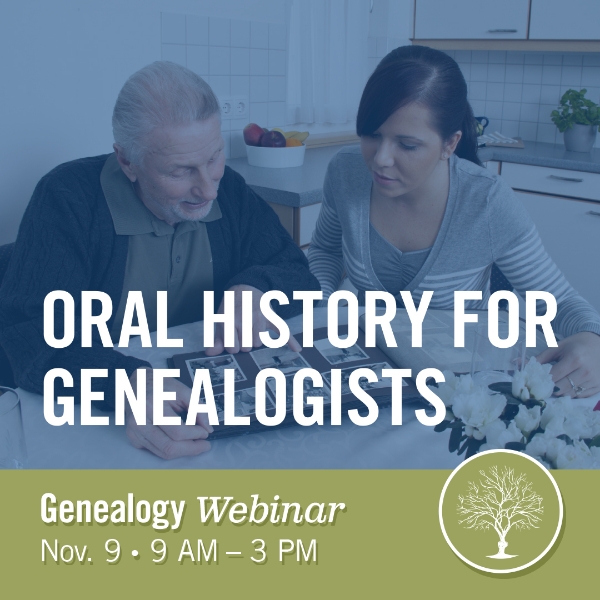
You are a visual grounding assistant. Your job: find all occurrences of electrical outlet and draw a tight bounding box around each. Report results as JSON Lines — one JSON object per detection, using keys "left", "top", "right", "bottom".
{"left": 232, "top": 96, "right": 249, "bottom": 118}
{"left": 220, "top": 96, "right": 233, "bottom": 119}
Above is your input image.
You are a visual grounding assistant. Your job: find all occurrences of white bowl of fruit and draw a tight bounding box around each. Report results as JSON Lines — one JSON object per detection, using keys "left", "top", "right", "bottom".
{"left": 243, "top": 123, "right": 309, "bottom": 168}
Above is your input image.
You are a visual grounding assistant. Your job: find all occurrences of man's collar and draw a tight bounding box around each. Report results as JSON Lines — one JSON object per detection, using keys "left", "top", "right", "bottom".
{"left": 100, "top": 153, "right": 221, "bottom": 236}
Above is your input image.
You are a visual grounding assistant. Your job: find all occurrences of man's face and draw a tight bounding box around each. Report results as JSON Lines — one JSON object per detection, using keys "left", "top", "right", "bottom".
{"left": 123, "top": 114, "right": 226, "bottom": 226}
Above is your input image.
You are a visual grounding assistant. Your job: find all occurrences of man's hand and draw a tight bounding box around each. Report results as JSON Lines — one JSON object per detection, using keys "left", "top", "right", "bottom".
{"left": 536, "top": 331, "right": 600, "bottom": 398}
{"left": 205, "top": 284, "right": 301, "bottom": 356}
{"left": 125, "top": 369, "right": 213, "bottom": 460}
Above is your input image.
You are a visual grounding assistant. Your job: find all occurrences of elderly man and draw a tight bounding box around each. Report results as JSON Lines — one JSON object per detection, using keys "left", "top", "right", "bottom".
{"left": 0, "top": 62, "right": 319, "bottom": 459}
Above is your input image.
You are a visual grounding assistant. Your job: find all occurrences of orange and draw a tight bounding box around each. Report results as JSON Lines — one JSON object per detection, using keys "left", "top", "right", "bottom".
{"left": 285, "top": 138, "right": 302, "bottom": 147}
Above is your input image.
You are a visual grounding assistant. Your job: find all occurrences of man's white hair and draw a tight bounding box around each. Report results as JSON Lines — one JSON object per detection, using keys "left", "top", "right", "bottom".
{"left": 112, "top": 61, "right": 220, "bottom": 165}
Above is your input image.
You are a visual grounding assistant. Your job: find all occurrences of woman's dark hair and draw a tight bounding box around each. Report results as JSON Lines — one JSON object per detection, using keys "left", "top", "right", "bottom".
{"left": 356, "top": 45, "right": 481, "bottom": 166}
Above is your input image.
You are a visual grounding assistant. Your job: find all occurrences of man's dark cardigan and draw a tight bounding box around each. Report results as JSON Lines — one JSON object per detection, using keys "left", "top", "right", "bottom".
{"left": 0, "top": 154, "right": 319, "bottom": 409}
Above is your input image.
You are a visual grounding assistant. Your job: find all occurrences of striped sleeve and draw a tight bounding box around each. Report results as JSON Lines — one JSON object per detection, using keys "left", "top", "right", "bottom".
{"left": 495, "top": 226, "right": 600, "bottom": 338}
{"left": 489, "top": 182, "right": 600, "bottom": 339}
{"left": 307, "top": 167, "right": 345, "bottom": 299}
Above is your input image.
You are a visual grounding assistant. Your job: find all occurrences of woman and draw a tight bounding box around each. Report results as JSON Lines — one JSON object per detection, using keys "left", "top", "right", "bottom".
{"left": 308, "top": 45, "right": 600, "bottom": 399}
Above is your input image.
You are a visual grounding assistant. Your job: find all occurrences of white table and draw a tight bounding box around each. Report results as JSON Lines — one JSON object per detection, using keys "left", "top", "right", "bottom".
{"left": 17, "top": 309, "right": 599, "bottom": 469}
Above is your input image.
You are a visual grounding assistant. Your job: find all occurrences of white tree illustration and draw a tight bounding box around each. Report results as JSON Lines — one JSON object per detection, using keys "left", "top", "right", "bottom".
{"left": 457, "top": 465, "right": 543, "bottom": 559}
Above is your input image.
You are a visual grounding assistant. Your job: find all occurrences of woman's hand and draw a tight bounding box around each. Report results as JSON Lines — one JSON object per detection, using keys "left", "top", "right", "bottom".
{"left": 536, "top": 331, "right": 600, "bottom": 398}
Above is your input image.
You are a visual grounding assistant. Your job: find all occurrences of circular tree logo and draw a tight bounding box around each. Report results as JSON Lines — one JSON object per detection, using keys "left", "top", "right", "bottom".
{"left": 439, "top": 450, "right": 563, "bottom": 574}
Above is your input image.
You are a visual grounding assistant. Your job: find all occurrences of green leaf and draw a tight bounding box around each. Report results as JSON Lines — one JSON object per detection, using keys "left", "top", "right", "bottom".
{"left": 488, "top": 382, "right": 514, "bottom": 395}
{"left": 550, "top": 89, "right": 600, "bottom": 130}
{"left": 434, "top": 420, "right": 451, "bottom": 432}
{"left": 557, "top": 433, "right": 574, "bottom": 445}
{"left": 488, "top": 382, "right": 523, "bottom": 405}
{"left": 505, "top": 441, "right": 526, "bottom": 452}
{"left": 449, "top": 425, "right": 464, "bottom": 453}
{"left": 465, "top": 438, "right": 485, "bottom": 459}
{"left": 502, "top": 404, "right": 520, "bottom": 422}
{"left": 457, "top": 437, "right": 471, "bottom": 456}
{"left": 527, "top": 426, "right": 544, "bottom": 443}
{"left": 589, "top": 435, "right": 600, "bottom": 448}
{"left": 500, "top": 394, "right": 521, "bottom": 405}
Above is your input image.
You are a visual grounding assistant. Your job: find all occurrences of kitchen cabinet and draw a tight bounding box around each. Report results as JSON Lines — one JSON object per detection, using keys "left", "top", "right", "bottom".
{"left": 267, "top": 202, "right": 321, "bottom": 248}
{"left": 298, "top": 203, "right": 321, "bottom": 246}
{"left": 485, "top": 161, "right": 501, "bottom": 174}
{"left": 516, "top": 191, "right": 600, "bottom": 312}
{"left": 411, "top": 0, "right": 600, "bottom": 51}
{"left": 501, "top": 163, "right": 600, "bottom": 202}
{"left": 414, "top": 0, "right": 529, "bottom": 40}
{"left": 529, "top": 0, "right": 600, "bottom": 40}
{"left": 502, "top": 162, "right": 600, "bottom": 310}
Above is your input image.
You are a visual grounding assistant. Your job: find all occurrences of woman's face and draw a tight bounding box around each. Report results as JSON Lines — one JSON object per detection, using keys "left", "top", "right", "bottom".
{"left": 360, "top": 102, "right": 460, "bottom": 200}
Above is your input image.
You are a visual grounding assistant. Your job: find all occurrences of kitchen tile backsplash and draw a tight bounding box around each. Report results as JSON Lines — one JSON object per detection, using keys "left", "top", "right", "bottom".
{"left": 458, "top": 50, "right": 600, "bottom": 148}
{"left": 161, "top": 13, "right": 287, "bottom": 158}
{"left": 369, "top": 38, "right": 600, "bottom": 148}
{"left": 164, "top": 12, "right": 600, "bottom": 158}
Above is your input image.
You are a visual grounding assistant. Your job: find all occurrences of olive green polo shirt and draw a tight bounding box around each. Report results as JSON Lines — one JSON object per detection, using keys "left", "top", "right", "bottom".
{"left": 100, "top": 153, "right": 221, "bottom": 334}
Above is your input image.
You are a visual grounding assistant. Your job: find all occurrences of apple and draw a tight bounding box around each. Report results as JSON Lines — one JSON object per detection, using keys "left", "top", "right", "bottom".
{"left": 260, "top": 130, "right": 286, "bottom": 147}
{"left": 243, "top": 123, "right": 265, "bottom": 146}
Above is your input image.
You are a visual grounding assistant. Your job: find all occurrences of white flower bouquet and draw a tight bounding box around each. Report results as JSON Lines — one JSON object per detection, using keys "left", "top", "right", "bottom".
{"left": 432, "top": 358, "right": 600, "bottom": 469}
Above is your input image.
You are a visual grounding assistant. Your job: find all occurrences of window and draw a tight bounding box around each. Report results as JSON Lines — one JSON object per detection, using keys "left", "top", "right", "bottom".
{"left": 286, "top": 0, "right": 370, "bottom": 128}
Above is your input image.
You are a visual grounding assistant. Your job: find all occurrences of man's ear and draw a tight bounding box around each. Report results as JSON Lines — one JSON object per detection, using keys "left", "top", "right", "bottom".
{"left": 442, "top": 131, "right": 463, "bottom": 159}
{"left": 113, "top": 144, "right": 138, "bottom": 183}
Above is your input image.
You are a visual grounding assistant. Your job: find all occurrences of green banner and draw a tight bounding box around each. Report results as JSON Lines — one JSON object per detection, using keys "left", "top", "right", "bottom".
{"left": 1, "top": 470, "right": 598, "bottom": 597}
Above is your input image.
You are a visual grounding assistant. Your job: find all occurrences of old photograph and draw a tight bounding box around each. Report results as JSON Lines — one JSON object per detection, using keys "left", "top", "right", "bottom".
{"left": 186, "top": 354, "right": 247, "bottom": 387}
{"left": 323, "top": 362, "right": 399, "bottom": 395}
{"left": 314, "top": 338, "right": 369, "bottom": 365}
{"left": 250, "top": 347, "right": 311, "bottom": 374}
{"left": 268, "top": 373, "right": 331, "bottom": 411}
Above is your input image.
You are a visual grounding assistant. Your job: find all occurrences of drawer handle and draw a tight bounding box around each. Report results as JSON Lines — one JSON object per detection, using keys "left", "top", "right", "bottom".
{"left": 587, "top": 211, "right": 600, "bottom": 218}
{"left": 487, "top": 29, "right": 518, "bottom": 33}
{"left": 549, "top": 174, "right": 584, "bottom": 183}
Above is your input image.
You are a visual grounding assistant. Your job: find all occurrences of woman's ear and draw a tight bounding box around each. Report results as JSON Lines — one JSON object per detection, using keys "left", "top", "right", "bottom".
{"left": 441, "top": 131, "right": 462, "bottom": 159}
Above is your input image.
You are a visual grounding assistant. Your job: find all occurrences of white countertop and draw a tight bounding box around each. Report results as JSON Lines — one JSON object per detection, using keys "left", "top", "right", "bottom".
{"left": 16, "top": 309, "right": 462, "bottom": 470}
{"left": 226, "top": 141, "right": 600, "bottom": 208}
{"left": 15, "top": 308, "right": 599, "bottom": 470}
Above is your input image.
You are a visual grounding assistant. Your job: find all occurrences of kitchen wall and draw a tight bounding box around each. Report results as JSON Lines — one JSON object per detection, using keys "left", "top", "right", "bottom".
{"left": 160, "top": 12, "right": 287, "bottom": 162}
{"left": 0, "top": 0, "right": 286, "bottom": 245}
{"left": 2, "top": 0, "right": 599, "bottom": 245}
{"left": 368, "top": 0, "right": 412, "bottom": 73}
{"left": 368, "top": 37, "right": 600, "bottom": 148}
{"left": 453, "top": 50, "right": 600, "bottom": 148}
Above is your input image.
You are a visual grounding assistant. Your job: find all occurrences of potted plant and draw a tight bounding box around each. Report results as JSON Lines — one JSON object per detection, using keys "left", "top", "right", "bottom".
{"left": 551, "top": 89, "right": 600, "bottom": 153}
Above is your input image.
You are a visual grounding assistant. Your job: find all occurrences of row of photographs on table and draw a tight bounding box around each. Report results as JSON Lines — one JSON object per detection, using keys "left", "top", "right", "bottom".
{"left": 184, "top": 339, "right": 395, "bottom": 423}
{"left": 207, "top": 362, "right": 395, "bottom": 422}
{"left": 185, "top": 339, "right": 369, "bottom": 386}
